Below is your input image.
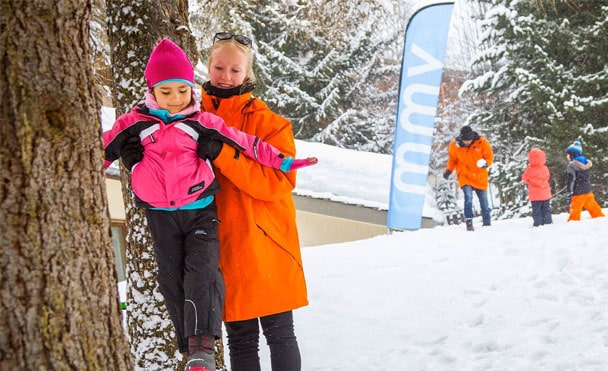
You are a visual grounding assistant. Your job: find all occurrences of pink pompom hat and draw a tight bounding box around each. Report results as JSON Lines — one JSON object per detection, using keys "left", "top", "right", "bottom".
{"left": 144, "top": 38, "right": 195, "bottom": 89}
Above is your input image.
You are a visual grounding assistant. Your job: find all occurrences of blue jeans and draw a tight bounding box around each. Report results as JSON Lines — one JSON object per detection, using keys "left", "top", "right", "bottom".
{"left": 462, "top": 185, "right": 491, "bottom": 226}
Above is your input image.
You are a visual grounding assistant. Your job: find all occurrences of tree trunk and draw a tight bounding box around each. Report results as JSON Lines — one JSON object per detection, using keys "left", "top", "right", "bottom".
{"left": 106, "top": 1, "right": 224, "bottom": 369}
{"left": 0, "top": 1, "right": 133, "bottom": 370}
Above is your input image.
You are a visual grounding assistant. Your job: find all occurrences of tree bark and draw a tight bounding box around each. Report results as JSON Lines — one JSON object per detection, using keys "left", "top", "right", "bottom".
{"left": 0, "top": 1, "right": 133, "bottom": 370}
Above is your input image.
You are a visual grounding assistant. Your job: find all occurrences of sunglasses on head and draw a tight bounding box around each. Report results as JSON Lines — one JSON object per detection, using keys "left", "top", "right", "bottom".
{"left": 213, "top": 32, "right": 252, "bottom": 47}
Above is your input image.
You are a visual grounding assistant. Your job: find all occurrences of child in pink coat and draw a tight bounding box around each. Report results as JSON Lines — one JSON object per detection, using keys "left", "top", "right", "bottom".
{"left": 522, "top": 147, "right": 553, "bottom": 226}
{"left": 103, "top": 39, "right": 316, "bottom": 371}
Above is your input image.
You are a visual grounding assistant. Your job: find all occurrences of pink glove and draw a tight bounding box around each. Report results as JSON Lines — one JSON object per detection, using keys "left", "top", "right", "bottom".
{"left": 291, "top": 157, "right": 318, "bottom": 170}
{"left": 280, "top": 157, "right": 318, "bottom": 172}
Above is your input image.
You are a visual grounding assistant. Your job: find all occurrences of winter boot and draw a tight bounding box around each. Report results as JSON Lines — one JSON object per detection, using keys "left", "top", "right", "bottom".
{"left": 465, "top": 218, "right": 474, "bottom": 231}
{"left": 185, "top": 351, "right": 215, "bottom": 371}
{"left": 185, "top": 334, "right": 215, "bottom": 371}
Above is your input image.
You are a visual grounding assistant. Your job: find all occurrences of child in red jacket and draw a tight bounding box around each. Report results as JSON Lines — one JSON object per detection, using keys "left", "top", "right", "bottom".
{"left": 522, "top": 148, "right": 553, "bottom": 226}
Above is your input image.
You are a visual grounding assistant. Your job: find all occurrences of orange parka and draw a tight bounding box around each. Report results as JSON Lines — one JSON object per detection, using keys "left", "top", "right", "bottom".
{"left": 446, "top": 135, "right": 493, "bottom": 190}
{"left": 521, "top": 148, "right": 552, "bottom": 201}
{"left": 200, "top": 88, "right": 308, "bottom": 322}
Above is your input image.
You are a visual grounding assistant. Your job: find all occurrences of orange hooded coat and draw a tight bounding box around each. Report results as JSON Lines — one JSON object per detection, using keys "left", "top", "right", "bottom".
{"left": 201, "top": 89, "right": 308, "bottom": 322}
{"left": 446, "top": 135, "right": 493, "bottom": 190}
{"left": 521, "top": 148, "right": 552, "bottom": 201}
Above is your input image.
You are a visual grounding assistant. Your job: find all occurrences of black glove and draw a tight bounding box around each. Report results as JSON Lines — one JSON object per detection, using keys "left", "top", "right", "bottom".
{"left": 120, "top": 136, "right": 144, "bottom": 170}
{"left": 197, "top": 136, "right": 223, "bottom": 161}
{"left": 566, "top": 193, "right": 572, "bottom": 206}
{"left": 443, "top": 170, "right": 451, "bottom": 180}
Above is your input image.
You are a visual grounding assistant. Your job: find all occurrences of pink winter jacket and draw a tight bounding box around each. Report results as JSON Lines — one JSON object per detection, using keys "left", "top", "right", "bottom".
{"left": 521, "top": 148, "right": 552, "bottom": 201}
{"left": 104, "top": 104, "right": 290, "bottom": 208}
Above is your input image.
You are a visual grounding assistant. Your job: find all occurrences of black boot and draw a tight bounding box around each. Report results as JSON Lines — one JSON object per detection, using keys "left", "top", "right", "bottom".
{"left": 465, "top": 218, "right": 474, "bottom": 231}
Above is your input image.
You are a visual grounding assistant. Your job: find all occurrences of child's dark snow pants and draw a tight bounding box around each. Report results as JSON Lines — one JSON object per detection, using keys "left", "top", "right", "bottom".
{"left": 146, "top": 204, "right": 225, "bottom": 353}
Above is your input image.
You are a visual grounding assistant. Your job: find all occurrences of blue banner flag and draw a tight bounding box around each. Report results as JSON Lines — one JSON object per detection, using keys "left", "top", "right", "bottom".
{"left": 388, "top": 2, "right": 454, "bottom": 230}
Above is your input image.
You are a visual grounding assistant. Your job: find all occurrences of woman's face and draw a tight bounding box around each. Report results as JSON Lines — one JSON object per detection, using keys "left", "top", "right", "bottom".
{"left": 153, "top": 82, "right": 192, "bottom": 113}
{"left": 208, "top": 45, "right": 248, "bottom": 89}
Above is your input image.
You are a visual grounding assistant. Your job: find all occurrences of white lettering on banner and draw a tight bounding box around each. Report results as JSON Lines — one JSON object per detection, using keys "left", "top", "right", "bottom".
{"left": 399, "top": 83, "right": 439, "bottom": 136}
{"left": 392, "top": 43, "right": 443, "bottom": 197}
{"left": 407, "top": 44, "right": 444, "bottom": 77}
{"left": 393, "top": 143, "right": 430, "bottom": 194}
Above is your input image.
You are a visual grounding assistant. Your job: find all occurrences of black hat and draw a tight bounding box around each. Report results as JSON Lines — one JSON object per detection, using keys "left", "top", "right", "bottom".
{"left": 460, "top": 126, "right": 475, "bottom": 140}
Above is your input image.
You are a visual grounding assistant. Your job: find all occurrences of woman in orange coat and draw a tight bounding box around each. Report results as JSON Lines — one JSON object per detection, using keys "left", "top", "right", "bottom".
{"left": 199, "top": 32, "right": 307, "bottom": 371}
{"left": 443, "top": 125, "right": 494, "bottom": 231}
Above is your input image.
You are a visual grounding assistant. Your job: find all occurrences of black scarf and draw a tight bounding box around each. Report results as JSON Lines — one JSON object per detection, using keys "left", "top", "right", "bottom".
{"left": 202, "top": 81, "right": 256, "bottom": 98}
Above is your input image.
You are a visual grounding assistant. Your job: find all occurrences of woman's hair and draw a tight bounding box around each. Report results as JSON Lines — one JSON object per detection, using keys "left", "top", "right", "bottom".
{"left": 208, "top": 38, "right": 257, "bottom": 87}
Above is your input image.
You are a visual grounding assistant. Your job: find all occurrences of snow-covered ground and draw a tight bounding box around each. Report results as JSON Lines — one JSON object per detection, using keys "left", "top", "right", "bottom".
{"left": 292, "top": 212, "right": 608, "bottom": 370}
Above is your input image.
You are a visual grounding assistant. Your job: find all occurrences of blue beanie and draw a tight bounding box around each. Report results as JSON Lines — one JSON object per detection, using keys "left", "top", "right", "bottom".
{"left": 566, "top": 140, "right": 582, "bottom": 156}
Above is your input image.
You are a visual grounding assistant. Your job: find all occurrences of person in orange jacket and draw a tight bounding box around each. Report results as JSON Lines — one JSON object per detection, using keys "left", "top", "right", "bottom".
{"left": 199, "top": 32, "right": 307, "bottom": 371}
{"left": 443, "top": 125, "right": 494, "bottom": 231}
{"left": 522, "top": 147, "right": 553, "bottom": 226}
{"left": 564, "top": 140, "right": 605, "bottom": 221}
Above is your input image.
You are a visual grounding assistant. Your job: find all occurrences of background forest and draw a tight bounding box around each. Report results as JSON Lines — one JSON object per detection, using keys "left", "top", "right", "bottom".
{"left": 94, "top": 0, "right": 608, "bottom": 219}
{"left": 185, "top": 0, "right": 607, "bottom": 219}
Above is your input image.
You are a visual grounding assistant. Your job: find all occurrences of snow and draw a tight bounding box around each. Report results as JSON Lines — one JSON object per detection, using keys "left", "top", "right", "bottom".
{"left": 294, "top": 140, "right": 392, "bottom": 210}
{"left": 292, "top": 214, "right": 608, "bottom": 370}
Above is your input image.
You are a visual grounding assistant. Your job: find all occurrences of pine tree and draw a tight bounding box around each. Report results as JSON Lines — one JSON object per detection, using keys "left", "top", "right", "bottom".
{"left": 190, "top": 0, "right": 412, "bottom": 153}
{"left": 310, "top": 2, "right": 407, "bottom": 154}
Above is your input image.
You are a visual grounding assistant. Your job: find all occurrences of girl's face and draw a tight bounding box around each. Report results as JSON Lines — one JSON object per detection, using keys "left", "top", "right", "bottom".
{"left": 208, "top": 45, "right": 248, "bottom": 88}
{"left": 153, "top": 82, "right": 192, "bottom": 113}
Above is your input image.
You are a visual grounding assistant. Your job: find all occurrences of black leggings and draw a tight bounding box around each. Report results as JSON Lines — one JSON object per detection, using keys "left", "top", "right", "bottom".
{"left": 225, "top": 311, "right": 301, "bottom": 371}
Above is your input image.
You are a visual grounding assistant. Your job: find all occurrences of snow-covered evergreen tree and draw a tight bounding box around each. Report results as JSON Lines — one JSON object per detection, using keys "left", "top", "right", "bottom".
{"left": 308, "top": 1, "right": 410, "bottom": 153}
{"left": 190, "top": 0, "right": 412, "bottom": 153}
{"left": 462, "top": 0, "right": 608, "bottom": 215}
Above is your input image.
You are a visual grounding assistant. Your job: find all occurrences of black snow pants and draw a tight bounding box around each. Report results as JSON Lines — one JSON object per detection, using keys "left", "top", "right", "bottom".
{"left": 146, "top": 203, "right": 225, "bottom": 353}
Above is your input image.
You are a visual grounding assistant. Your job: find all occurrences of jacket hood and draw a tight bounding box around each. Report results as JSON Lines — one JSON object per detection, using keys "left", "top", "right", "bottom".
{"left": 528, "top": 148, "right": 546, "bottom": 166}
{"left": 570, "top": 156, "right": 591, "bottom": 169}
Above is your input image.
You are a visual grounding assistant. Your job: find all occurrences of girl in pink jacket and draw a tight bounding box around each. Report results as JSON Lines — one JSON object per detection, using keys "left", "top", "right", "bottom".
{"left": 103, "top": 39, "right": 315, "bottom": 371}
{"left": 522, "top": 147, "right": 553, "bottom": 226}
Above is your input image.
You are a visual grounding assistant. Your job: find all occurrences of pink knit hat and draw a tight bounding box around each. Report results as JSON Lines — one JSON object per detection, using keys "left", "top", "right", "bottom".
{"left": 144, "top": 39, "right": 194, "bottom": 89}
